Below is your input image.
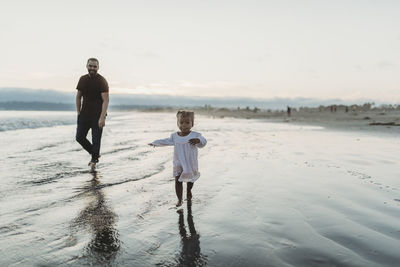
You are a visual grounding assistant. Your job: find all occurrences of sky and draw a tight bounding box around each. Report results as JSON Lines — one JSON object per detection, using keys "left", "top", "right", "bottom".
{"left": 1, "top": 0, "right": 399, "bottom": 102}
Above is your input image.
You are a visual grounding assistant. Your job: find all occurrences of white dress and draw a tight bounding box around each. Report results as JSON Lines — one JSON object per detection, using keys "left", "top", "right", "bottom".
{"left": 151, "top": 131, "right": 207, "bottom": 182}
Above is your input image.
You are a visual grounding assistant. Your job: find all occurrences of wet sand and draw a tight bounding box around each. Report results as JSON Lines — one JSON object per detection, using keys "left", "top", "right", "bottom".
{"left": 193, "top": 107, "right": 400, "bottom": 134}
{"left": 1, "top": 111, "right": 399, "bottom": 266}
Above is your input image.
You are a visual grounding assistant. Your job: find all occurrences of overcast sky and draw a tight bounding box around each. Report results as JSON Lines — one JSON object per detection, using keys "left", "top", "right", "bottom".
{"left": 1, "top": 0, "right": 399, "bottom": 101}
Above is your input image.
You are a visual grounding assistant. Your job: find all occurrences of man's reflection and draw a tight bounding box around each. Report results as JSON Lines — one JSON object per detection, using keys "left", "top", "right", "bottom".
{"left": 70, "top": 171, "right": 120, "bottom": 265}
{"left": 176, "top": 200, "right": 207, "bottom": 266}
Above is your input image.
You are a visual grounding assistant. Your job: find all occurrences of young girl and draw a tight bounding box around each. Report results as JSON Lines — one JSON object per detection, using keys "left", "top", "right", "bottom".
{"left": 148, "top": 111, "right": 207, "bottom": 207}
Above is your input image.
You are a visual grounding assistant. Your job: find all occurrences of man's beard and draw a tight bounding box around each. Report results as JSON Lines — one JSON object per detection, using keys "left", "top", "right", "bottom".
{"left": 89, "top": 70, "right": 97, "bottom": 76}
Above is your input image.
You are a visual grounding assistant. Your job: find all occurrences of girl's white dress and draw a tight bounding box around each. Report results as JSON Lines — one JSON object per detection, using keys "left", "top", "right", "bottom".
{"left": 151, "top": 131, "right": 207, "bottom": 182}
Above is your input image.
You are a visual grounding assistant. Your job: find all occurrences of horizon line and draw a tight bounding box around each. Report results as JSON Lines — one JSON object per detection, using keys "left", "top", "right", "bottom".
{"left": 0, "top": 86, "right": 389, "bottom": 104}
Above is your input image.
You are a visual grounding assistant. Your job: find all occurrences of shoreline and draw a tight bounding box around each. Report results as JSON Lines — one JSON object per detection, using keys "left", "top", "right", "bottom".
{"left": 136, "top": 107, "right": 400, "bottom": 135}
{"left": 1, "top": 108, "right": 399, "bottom": 136}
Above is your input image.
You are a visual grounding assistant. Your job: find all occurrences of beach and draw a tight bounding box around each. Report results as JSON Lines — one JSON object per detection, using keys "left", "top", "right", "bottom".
{"left": 192, "top": 106, "right": 400, "bottom": 133}
{"left": 0, "top": 110, "right": 399, "bottom": 266}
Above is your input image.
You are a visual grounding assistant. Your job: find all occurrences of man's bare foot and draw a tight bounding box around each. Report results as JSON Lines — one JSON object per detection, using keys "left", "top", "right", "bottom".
{"left": 176, "top": 200, "right": 183, "bottom": 207}
{"left": 88, "top": 162, "right": 96, "bottom": 172}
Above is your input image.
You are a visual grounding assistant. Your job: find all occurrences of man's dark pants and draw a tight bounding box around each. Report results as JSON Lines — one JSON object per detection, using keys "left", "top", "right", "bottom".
{"left": 76, "top": 115, "right": 103, "bottom": 161}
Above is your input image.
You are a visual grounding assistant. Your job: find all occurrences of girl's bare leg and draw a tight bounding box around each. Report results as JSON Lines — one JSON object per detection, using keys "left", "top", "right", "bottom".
{"left": 187, "top": 182, "right": 194, "bottom": 200}
{"left": 175, "top": 176, "right": 183, "bottom": 207}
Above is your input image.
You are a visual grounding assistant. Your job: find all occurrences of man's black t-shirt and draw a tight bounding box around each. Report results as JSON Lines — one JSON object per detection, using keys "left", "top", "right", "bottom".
{"left": 76, "top": 74, "right": 109, "bottom": 118}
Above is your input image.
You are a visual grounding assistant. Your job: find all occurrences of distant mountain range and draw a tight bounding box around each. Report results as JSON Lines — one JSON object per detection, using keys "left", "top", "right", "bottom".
{"left": 0, "top": 87, "right": 382, "bottom": 111}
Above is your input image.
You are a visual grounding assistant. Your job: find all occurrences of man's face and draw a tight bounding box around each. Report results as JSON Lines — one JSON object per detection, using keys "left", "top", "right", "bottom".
{"left": 86, "top": 60, "right": 99, "bottom": 76}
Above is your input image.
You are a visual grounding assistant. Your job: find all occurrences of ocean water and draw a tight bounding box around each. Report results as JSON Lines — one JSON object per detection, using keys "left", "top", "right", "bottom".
{"left": 0, "top": 111, "right": 76, "bottom": 131}
{"left": 0, "top": 111, "right": 399, "bottom": 266}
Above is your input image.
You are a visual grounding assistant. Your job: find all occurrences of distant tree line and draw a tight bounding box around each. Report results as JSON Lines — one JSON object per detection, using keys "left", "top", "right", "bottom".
{"left": 201, "top": 102, "right": 400, "bottom": 114}
{"left": 300, "top": 103, "right": 400, "bottom": 113}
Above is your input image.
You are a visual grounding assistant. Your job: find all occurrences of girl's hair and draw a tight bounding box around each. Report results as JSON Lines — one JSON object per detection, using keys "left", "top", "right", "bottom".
{"left": 176, "top": 110, "right": 194, "bottom": 126}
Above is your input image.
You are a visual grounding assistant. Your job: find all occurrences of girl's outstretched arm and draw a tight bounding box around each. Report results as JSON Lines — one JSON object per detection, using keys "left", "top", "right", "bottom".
{"left": 149, "top": 134, "right": 174, "bottom": 147}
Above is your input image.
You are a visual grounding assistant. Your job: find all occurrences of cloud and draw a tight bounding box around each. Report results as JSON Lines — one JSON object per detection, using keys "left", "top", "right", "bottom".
{"left": 377, "top": 60, "right": 397, "bottom": 69}
{"left": 354, "top": 65, "right": 364, "bottom": 71}
{"left": 109, "top": 80, "right": 257, "bottom": 97}
{"left": 248, "top": 53, "right": 272, "bottom": 62}
{"left": 137, "top": 51, "right": 162, "bottom": 60}
{"left": 26, "top": 72, "right": 53, "bottom": 80}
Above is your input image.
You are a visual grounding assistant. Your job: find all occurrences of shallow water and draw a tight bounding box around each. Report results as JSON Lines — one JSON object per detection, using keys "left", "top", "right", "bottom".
{"left": 0, "top": 111, "right": 399, "bottom": 266}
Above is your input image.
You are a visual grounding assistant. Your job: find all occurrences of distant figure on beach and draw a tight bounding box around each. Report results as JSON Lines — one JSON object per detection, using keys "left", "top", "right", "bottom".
{"left": 287, "top": 106, "right": 291, "bottom": 117}
{"left": 148, "top": 111, "right": 207, "bottom": 207}
{"left": 75, "top": 58, "right": 109, "bottom": 171}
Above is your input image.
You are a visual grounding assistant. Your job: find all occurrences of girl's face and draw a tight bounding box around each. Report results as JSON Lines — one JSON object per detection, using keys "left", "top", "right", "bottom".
{"left": 177, "top": 116, "right": 193, "bottom": 134}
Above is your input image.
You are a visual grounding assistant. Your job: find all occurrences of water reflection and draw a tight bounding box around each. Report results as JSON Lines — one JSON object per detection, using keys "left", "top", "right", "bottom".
{"left": 70, "top": 171, "right": 120, "bottom": 265}
{"left": 176, "top": 201, "right": 207, "bottom": 266}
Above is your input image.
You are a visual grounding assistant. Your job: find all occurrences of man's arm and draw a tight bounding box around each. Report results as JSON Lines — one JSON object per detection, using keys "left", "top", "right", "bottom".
{"left": 98, "top": 92, "right": 109, "bottom": 128}
{"left": 76, "top": 90, "right": 82, "bottom": 115}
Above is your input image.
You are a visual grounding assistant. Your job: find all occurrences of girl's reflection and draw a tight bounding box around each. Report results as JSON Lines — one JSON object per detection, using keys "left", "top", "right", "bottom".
{"left": 71, "top": 172, "right": 120, "bottom": 265}
{"left": 176, "top": 201, "right": 207, "bottom": 266}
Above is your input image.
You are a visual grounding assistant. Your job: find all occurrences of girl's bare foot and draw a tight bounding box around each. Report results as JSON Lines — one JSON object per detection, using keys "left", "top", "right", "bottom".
{"left": 176, "top": 200, "right": 183, "bottom": 207}
{"left": 186, "top": 191, "right": 192, "bottom": 200}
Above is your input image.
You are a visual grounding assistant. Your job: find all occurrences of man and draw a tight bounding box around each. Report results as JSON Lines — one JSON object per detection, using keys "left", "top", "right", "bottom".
{"left": 76, "top": 58, "right": 109, "bottom": 170}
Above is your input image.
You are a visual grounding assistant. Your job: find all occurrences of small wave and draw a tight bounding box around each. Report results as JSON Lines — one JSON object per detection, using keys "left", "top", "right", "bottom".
{"left": 137, "top": 150, "right": 153, "bottom": 157}
{"left": 27, "top": 170, "right": 87, "bottom": 186}
{"left": 0, "top": 111, "right": 76, "bottom": 131}
{"left": 72, "top": 165, "right": 166, "bottom": 198}
{"left": 0, "top": 118, "right": 75, "bottom": 131}
{"left": 97, "top": 169, "right": 164, "bottom": 189}
{"left": 30, "top": 141, "right": 70, "bottom": 152}
{"left": 102, "top": 145, "right": 139, "bottom": 155}
{"left": 23, "top": 162, "right": 86, "bottom": 186}
{"left": 113, "top": 140, "right": 139, "bottom": 146}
